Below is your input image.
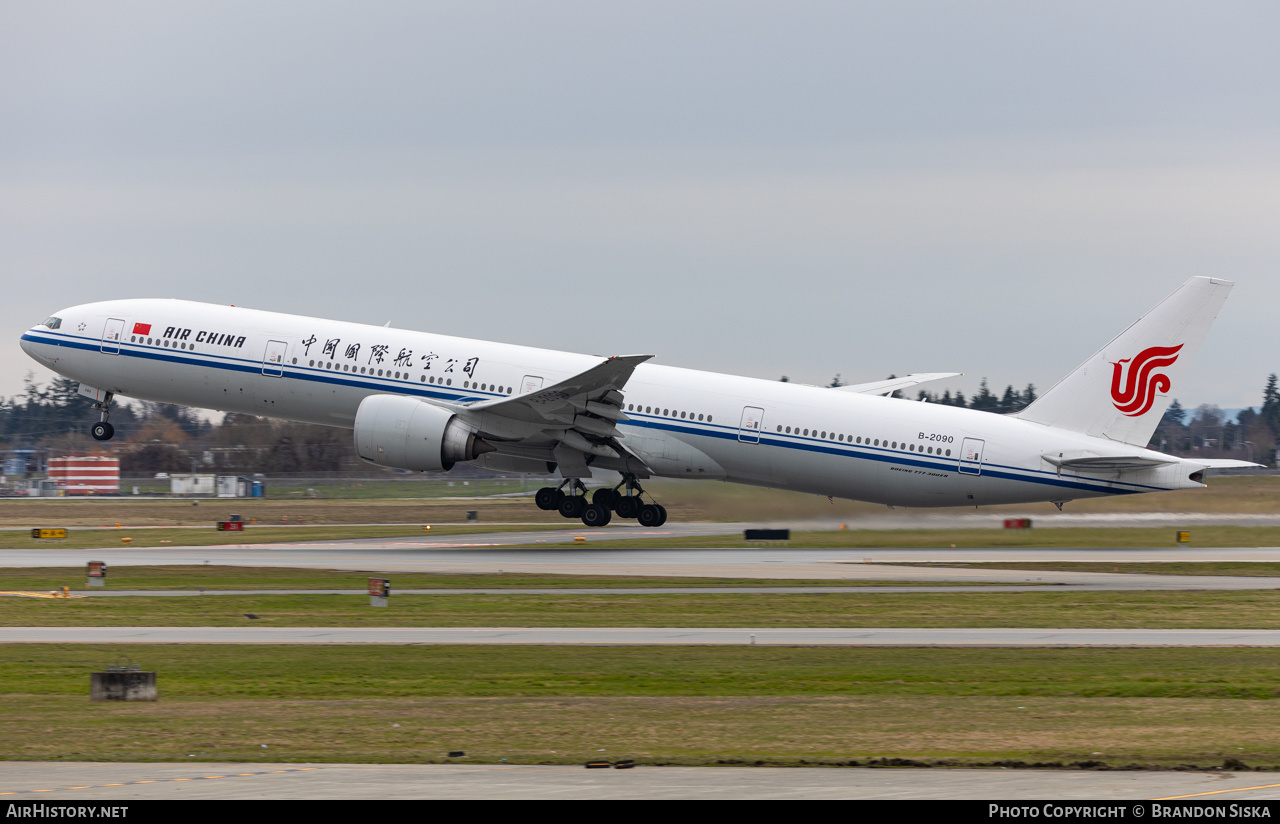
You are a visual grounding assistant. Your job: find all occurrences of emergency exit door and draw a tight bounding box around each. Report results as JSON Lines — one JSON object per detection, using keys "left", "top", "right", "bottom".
{"left": 262, "top": 340, "right": 288, "bottom": 377}
{"left": 958, "top": 438, "right": 986, "bottom": 475}
{"left": 100, "top": 318, "right": 125, "bottom": 355}
{"left": 738, "top": 406, "right": 765, "bottom": 443}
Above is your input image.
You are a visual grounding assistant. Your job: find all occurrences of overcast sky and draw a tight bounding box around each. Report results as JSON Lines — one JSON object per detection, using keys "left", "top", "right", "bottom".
{"left": 3, "top": 1, "right": 1278, "bottom": 412}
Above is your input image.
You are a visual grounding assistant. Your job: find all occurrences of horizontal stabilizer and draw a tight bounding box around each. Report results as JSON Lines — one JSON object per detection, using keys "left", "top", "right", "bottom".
{"left": 1188, "top": 459, "right": 1264, "bottom": 470}
{"left": 837, "top": 372, "right": 961, "bottom": 396}
{"left": 1043, "top": 452, "right": 1176, "bottom": 472}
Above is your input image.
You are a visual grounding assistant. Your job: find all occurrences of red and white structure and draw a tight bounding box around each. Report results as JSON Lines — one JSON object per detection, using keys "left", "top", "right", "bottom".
{"left": 47, "top": 455, "right": 119, "bottom": 495}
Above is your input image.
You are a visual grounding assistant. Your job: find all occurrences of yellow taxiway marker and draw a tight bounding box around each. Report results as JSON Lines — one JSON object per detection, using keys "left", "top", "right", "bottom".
{"left": 1154, "top": 781, "right": 1280, "bottom": 800}
{"left": 0, "top": 591, "right": 87, "bottom": 600}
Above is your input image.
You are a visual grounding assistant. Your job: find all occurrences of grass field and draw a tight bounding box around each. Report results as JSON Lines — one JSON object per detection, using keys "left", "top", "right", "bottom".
{"left": 898, "top": 562, "right": 1280, "bottom": 577}
{"left": 0, "top": 470, "right": 1274, "bottom": 769}
{"left": 4, "top": 646, "right": 1280, "bottom": 767}
{"left": 8, "top": 588, "right": 1280, "bottom": 628}
{"left": 0, "top": 523, "right": 566, "bottom": 550}
{"left": 0, "top": 497, "right": 560, "bottom": 528}
{"left": 0, "top": 566, "right": 1014, "bottom": 591}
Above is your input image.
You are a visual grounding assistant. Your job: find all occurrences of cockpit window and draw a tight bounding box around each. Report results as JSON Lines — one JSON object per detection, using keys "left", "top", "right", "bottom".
{"left": 42, "top": 317, "right": 62, "bottom": 330}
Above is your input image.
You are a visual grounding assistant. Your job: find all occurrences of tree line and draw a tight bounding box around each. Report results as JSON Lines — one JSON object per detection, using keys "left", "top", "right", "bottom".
{"left": 0, "top": 375, "right": 355, "bottom": 474}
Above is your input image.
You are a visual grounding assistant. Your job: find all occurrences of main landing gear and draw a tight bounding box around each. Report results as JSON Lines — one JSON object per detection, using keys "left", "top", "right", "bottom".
{"left": 90, "top": 392, "right": 115, "bottom": 441}
{"left": 534, "top": 475, "right": 667, "bottom": 528}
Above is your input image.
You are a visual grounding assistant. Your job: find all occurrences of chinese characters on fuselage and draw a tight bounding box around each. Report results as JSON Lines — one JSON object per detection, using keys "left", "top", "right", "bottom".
{"left": 303, "top": 332, "right": 481, "bottom": 382}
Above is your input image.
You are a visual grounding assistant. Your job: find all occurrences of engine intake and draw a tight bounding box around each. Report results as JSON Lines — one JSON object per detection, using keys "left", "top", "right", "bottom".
{"left": 354, "top": 394, "right": 493, "bottom": 471}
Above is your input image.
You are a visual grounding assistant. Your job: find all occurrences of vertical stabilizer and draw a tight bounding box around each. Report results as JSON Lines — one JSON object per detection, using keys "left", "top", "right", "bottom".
{"left": 1015, "top": 277, "right": 1232, "bottom": 446}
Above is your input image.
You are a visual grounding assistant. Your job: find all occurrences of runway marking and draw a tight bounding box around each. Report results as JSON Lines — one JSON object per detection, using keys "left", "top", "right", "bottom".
{"left": 1, "top": 768, "right": 319, "bottom": 795}
{"left": 1153, "top": 781, "right": 1280, "bottom": 800}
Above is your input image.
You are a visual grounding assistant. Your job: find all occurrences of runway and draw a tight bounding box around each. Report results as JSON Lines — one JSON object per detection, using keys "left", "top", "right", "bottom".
{"left": 6, "top": 540, "right": 1280, "bottom": 590}
{"left": 7, "top": 626, "right": 1280, "bottom": 645}
{"left": 3, "top": 762, "right": 1280, "bottom": 800}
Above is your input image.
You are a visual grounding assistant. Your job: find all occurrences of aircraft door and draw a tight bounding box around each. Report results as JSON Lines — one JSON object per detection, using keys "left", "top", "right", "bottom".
{"left": 521, "top": 375, "right": 544, "bottom": 394}
{"left": 958, "top": 438, "right": 986, "bottom": 475}
{"left": 262, "top": 340, "right": 288, "bottom": 377}
{"left": 738, "top": 406, "right": 765, "bottom": 443}
{"left": 100, "top": 318, "right": 125, "bottom": 355}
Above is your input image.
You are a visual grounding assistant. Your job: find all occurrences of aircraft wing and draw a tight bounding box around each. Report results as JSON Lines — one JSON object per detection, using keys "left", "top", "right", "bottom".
{"left": 836, "top": 372, "right": 961, "bottom": 396}
{"left": 465, "top": 354, "right": 651, "bottom": 426}
{"left": 436, "top": 355, "right": 653, "bottom": 470}
{"left": 1189, "top": 459, "right": 1265, "bottom": 469}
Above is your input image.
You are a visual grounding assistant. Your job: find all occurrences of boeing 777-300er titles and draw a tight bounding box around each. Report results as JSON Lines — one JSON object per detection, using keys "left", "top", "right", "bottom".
{"left": 19, "top": 277, "right": 1257, "bottom": 527}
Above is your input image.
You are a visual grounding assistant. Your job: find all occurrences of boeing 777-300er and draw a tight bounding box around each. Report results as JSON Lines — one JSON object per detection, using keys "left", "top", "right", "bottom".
{"left": 19, "top": 276, "right": 1257, "bottom": 526}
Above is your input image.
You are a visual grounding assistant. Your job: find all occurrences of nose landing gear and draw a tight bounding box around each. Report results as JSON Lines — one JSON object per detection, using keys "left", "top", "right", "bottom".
{"left": 90, "top": 392, "right": 116, "bottom": 441}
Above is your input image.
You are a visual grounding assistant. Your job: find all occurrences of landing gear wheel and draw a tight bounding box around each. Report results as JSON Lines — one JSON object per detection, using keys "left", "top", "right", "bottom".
{"left": 558, "top": 496, "right": 587, "bottom": 519}
{"left": 592, "top": 488, "right": 620, "bottom": 510}
{"left": 637, "top": 504, "right": 663, "bottom": 528}
{"left": 654, "top": 504, "right": 668, "bottom": 527}
{"left": 535, "top": 487, "right": 563, "bottom": 510}
{"left": 615, "top": 497, "right": 641, "bottom": 519}
{"left": 581, "top": 503, "right": 612, "bottom": 527}
{"left": 91, "top": 422, "right": 115, "bottom": 441}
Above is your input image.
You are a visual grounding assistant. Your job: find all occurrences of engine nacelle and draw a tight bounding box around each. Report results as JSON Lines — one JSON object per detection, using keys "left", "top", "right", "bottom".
{"left": 354, "top": 394, "right": 492, "bottom": 471}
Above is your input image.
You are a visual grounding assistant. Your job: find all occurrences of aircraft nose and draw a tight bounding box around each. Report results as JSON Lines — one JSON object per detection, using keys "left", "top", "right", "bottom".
{"left": 19, "top": 334, "right": 32, "bottom": 356}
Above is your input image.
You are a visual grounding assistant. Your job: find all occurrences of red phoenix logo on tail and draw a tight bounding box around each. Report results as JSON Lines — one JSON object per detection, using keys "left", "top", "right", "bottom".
{"left": 1110, "top": 344, "right": 1183, "bottom": 417}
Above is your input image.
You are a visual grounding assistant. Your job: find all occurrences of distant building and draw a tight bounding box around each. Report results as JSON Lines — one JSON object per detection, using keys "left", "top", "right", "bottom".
{"left": 173, "top": 474, "right": 259, "bottom": 497}
{"left": 171, "top": 474, "right": 216, "bottom": 496}
{"left": 48, "top": 455, "right": 120, "bottom": 496}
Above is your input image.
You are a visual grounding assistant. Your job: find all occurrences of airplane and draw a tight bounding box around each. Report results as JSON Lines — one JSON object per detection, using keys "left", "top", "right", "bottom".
{"left": 19, "top": 276, "right": 1257, "bottom": 527}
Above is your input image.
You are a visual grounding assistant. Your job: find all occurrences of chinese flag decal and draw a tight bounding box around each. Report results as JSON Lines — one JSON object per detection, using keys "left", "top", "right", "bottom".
{"left": 132, "top": 323, "right": 151, "bottom": 335}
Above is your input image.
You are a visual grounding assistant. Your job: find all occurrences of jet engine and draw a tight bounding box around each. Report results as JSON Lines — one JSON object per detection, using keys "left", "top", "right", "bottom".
{"left": 354, "top": 394, "right": 493, "bottom": 471}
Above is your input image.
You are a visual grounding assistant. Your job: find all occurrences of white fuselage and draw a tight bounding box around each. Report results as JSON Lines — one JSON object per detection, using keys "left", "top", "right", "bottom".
{"left": 20, "top": 298, "right": 1205, "bottom": 507}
